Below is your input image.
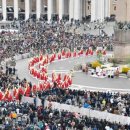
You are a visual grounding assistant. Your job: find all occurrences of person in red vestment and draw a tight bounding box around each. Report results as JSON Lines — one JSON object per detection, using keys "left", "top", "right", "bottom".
{"left": 64, "top": 80, "right": 69, "bottom": 88}
{"left": 39, "top": 54, "right": 43, "bottom": 61}
{"left": 33, "top": 70, "right": 36, "bottom": 77}
{"left": 44, "top": 57, "right": 48, "bottom": 64}
{"left": 50, "top": 54, "right": 55, "bottom": 63}
{"left": 4, "top": 88, "right": 9, "bottom": 100}
{"left": 86, "top": 49, "right": 89, "bottom": 56}
{"left": 46, "top": 82, "right": 50, "bottom": 89}
{"left": 102, "top": 50, "right": 106, "bottom": 55}
{"left": 42, "top": 82, "right": 46, "bottom": 91}
{"left": 62, "top": 49, "right": 65, "bottom": 56}
{"left": 91, "top": 50, "right": 93, "bottom": 55}
{"left": 40, "top": 73, "right": 45, "bottom": 80}
{"left": 63, "top": 74, "right": 67, "bottom": 81}
{"left": 96, "top": 50, "right": 99, "bottom": 55}
{"left": 73, "top": 51, "right": 77, "bottom": 57}
{"left": 13, "top": 87, "right": 17, "bottom": 97}
{"left": 58, "top": 53, "right": 61, "bottom": 60}
{"left": 37, "top": 72, "right": 40, "bottom": 79}
{"left": 0, "top": 90, "right": 3, "bottom": 100}
{"left": 41, "top": 67, "right": 47, "bottom": 73}
{"left": 80, "top": 49, "right": 83, "bottom": 55}
{"left": 34, "top": 57, "right": 39, "bottom": 63}
{"left": 15, "top": 89, "right": 19, "bottom": 100}
{"left": 57, "top": 73, "right": 61, "bottom": 81}
{"left": 42, "top": 60, "right": 45, "bottom": 66}
{"left": 68, "top": 77, "right": 72, "bottom": 86}
{"left": 39, "top": 83, "right": 43, "bottom": 91}
{"left": 69, "top": 51, "right": 72, "bottom": 57}
{"left": 46, "top": 54, "right": 49, "bottom": 62}
{"left": 7, "top": 92, "right": 13, "bottom": 102}
{"left": 18, "top": 87, "right": 24, "bottom": 95}
{"left": 65, "top": 51, "right": 69, "bottom": 58}
{"left": 44, "top": 74, "right": 48, "bottom": 81}
{"left": 24, "top": 83, "right": 31, "bottom": 97}
{"left": 61, "top": 82, "right": 65, "bottom": 89}
{"left": 78, "top": 50, "right": 81, "bottom": 56}
{"left": 32, "top": 84, "right": 37, "bottom": 92}
{"left": 52, "top": 71, "right": 57, "bottom": 82}
{"left": 57, "top": 80, "right": 62, "bottom": 88}
{"left": 54, "top": 53, "right": 56, "bottom": 59}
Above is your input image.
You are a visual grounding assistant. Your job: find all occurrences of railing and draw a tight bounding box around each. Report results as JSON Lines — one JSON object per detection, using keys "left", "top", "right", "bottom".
{"left": 45, "top": 100, "right": 130, "bottom": 125}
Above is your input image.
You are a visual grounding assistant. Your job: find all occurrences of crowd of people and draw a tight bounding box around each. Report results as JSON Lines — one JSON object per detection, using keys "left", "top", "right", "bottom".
{"left": 45, "top": 88, "right": 130, "bottom": 117}
{"left": 0, "top": 19, "right": 112, "bottom": 64}
{"left": 0, "top": 19, "right": 128, "bottom": 129}
{"left": 0, "top": 100, "right": 129, "bottom": 130}
{"left": 0, "top": 85, "right": 129, "bottom": 130}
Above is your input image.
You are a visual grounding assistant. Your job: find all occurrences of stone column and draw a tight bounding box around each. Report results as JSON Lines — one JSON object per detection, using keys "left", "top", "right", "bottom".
{"left": 74, "top": 0, "right": 82, "bottom": 20}
{"left": 82, "top": 0, "right": 85, "bottom": 18}
{"left": 91, "top": 0, "right": 96, "bottom": 21}
{"left": 64, "top": 0, "right": 69, "bottom": 15}
{"left": 59, "top": 0, "right": 64, "bottom": 20}
{"left": 97, "top": 0, "right": 104, "bottom": 22}
{"left": 104, "top": 0, "right": 110, "bottom": 18}
{"left": 69, "top": 0, "right": 74, "bottom": 21}
{"left": 100, "top": 0, "right": 105, "bottom": 22}
{"left": 2, "top": 0, "right": 7, "bottom": 21}
{"left": 48, "top": 0, "right": 53, "bottom": 22}
{"left": 14, "top": 0, "right": 19, "bottom": 19}
{"left": 36, "top": 0, "right": 42, "bottom": 19}
{"left": 41, "top": 0, "right": 45, "bottom": 14}
{"left": 97, "top": 0, "right": 101, "bottom": 21}
{"left": 25, "top": 0, "right": 30, "bottom": 20}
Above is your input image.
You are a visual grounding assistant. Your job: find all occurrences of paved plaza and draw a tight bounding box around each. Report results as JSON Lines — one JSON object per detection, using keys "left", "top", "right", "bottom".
{"left": 10, "top": 21, "right": 129, "bottom": 93}
{"left": 16, "top": 54, "right": 130, "bottom": 93}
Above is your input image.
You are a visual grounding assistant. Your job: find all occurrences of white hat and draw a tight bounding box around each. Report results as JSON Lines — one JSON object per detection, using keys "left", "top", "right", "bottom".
{"left": 58, "top": 124, "right": 61, "bottom": 126}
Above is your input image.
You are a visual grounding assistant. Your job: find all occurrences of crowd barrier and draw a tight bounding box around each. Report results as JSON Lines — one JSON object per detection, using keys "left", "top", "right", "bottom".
{"left": 21, "top": 96, "right": 42, "bottom": 107}
{"left": 0, "top": 52, "right": 36, "bottom": 68}
{"left": 45, "top": 100, "right": 130, "bottom": 125}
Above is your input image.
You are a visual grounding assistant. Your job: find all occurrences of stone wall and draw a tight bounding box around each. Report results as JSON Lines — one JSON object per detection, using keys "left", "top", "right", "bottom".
{"left": 114, "top": 44, "right": 130, "bottom": 61}
{"left": 114, "top": 29, "right": 130, "bottom": 62}
{"left": 114, "top": 29, "right": 130, "bottom": 43}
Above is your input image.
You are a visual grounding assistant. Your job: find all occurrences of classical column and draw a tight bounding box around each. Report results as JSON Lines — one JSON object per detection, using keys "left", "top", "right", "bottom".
{"left": 69, "top": 0, "right": 74, "bottom": 21}
{"left": 82, "top": 0, "right": 85, "bottom": 18}
{"left": 100, "top": 0, "right": 105, "bottom": 22}
{"left": 36, "top": 0, "right": 42, "bottom": 19}
{"left": 2, "top": 0, "right": 7, "bottom": 21}
{"left": 14, "top": 0, "right": 19, "bottom": 19}
{"left": 41, "top": 0, "right": 45, "bottom": 14}
{"left": 25, "top": 0, "right": 30, "bottom": 20}
{"left": 48, "top": 0, "right": 53, "bottom": 22}
{"left": 96, "top": 0, "right": 102, "bottom": 21}
{"left": 59, "top": 0, "right": 64, "bottom": 20}
{"left": 64, "top": 0, "right": 68, "bottom": 15}
{"left": 104, "top": 0, "right": 110, "bottom": 18}
{"left": 91, "top": 0, "right": 96, "bottom": 21}
{"left": 74, "top": 0, "right": 82, "bottom": 20}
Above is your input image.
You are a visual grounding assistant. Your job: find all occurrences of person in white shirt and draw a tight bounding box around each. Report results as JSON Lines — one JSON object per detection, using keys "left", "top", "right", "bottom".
{"left": 105, "top": 125, "right": 110, "bottom": 130}
{"left": 16, "top": 108, "right": 20, "bottom": 114}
